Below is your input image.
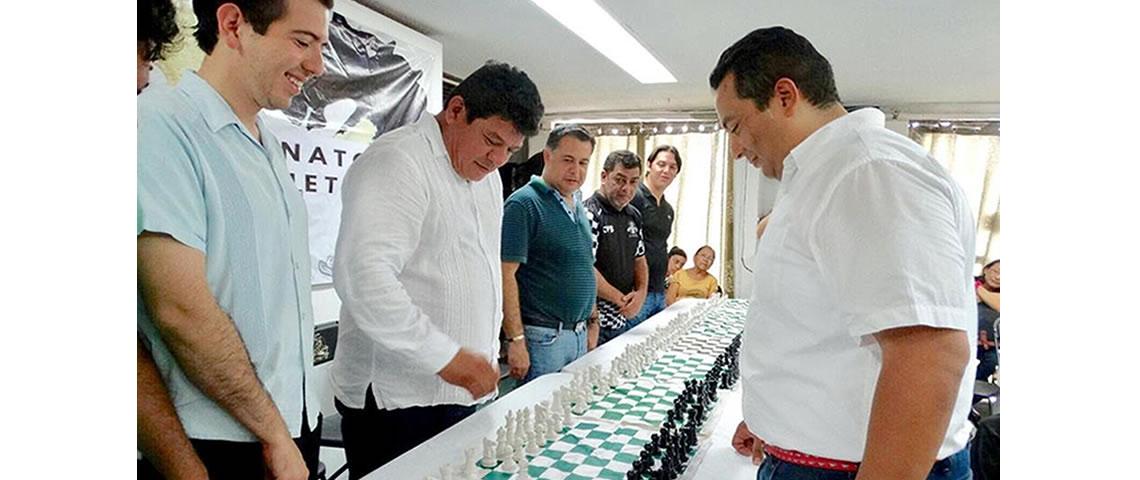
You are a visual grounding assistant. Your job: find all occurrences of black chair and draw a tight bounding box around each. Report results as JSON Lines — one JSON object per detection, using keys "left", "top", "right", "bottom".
{"left": 969, "top": 380, "right": 1000, "bottom": 425}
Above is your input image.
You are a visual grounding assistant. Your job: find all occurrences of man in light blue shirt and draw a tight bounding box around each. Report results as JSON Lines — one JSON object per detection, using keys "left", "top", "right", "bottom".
{"left": 137, "top": 0, "right": 332, "bottom": 478}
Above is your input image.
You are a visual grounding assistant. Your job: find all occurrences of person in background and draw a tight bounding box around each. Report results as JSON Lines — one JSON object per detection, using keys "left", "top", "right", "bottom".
{"left": 586, "top": 150, "right": 648, "bottom": 344}
{"left": 975, "top": 259, "right": 1000, "bottom": 381}
{"left": 136, "top": 1, "right": 209, "bottom": 478}
{"left": 629, "top": 145, "right": 682, "bottom": 325}
{"left": 137, "top": 0, "right": 333, "bottom": 478}
{"left": 714, "top": 27, "right": 975, "bottom": 480}
{"left": 501, "top": 124, "right": 599, "bottom": 384}
{"left": 666, "top": 246, "right": 687, "bottom": 279}
{"left": 666, "top": 245, "right": 720, "bottom": 305}
{"left": 331, "top": 61, "right": 543, "bottom": 478}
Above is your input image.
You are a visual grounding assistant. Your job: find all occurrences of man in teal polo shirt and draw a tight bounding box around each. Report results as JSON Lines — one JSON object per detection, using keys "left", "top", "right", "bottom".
{"left": 137, "top": 0, "right": 332, "bottom": 478}
{"left": 501, "top": 124, "right": 599, "bottom": 383}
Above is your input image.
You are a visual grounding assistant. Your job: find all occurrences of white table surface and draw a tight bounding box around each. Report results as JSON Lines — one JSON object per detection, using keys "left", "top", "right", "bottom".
{"left": 365, "top": 298, "right": 758, "bottom": 479}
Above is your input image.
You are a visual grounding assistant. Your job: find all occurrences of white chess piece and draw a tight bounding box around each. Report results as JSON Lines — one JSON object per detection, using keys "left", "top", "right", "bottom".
{"left": 496, "top": 436, "right": 512, "bottom": 462}
{"left": 439, "top": 464, "right": 454, "bottom": 480}
{"left": 500, "top": 449, "right": 518, "bottom": 473}
{"left": 479, "top": 439, "right": 497, "bottom": 468}
{"left": 517, "top": 453, "right": 532, "bottom": 480}
{"left": 525, "top": 427, "right": 540, "bottom": 455}
{"left": 465, "top": 447, "right": 481, "bottom": 479}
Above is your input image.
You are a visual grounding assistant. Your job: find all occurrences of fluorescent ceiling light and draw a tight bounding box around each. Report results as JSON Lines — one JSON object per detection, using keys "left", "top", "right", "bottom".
{"left": 530, "top": 0, "right": 676, "bottom": 84}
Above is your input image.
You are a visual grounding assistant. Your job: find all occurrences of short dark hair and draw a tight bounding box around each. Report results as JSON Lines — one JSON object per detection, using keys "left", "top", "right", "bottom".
{"left": 695, "top": 245, "right": 716, "bottom": 258}
{"left": 668, "top": 246, "right": 687, "bottom": 259}
{"left": 448, "top": 61, "right": 544, "bottom": 137}
{"left": 602, "top": 150, "right": 643, "bottom": 173}
{"left": 709, "top": 26, "right": 841, "bottom": 111}
{"left": 646, "top": 144, "right": 683, "bottom": 175}
{"left": 546, "top": 124, "right": 595, "bottom": 151}
{"left": 139, "top": 0, "right": 180, "bottom": 62}
{"left": 193, "top": 0, "right": 334, "bottom": 54}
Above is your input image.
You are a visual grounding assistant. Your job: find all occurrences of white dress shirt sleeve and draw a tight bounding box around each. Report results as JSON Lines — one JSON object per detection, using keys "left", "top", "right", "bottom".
{"left": 334, "top": 149, "right": 461, "bottom": 376}
{"left": 808, "top": 159, "right": 973, "bottom": 340}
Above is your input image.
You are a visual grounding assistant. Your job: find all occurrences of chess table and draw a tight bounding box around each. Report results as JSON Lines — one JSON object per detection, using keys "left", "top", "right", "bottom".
{"left": 365, "top": 298, "right": 756, "bottom": 480}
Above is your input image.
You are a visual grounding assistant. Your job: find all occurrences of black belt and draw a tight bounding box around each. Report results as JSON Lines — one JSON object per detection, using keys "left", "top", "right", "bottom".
{"left": 523, "top": 317, "right": 587, "bottom": 331}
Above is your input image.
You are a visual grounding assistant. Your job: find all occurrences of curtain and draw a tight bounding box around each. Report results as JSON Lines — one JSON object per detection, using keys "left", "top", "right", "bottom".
{"left": 579, "top": 130, "right": 731, "bottom": 291}
{"left": 912, "top": 123, "right": 1001, "bottom": 274}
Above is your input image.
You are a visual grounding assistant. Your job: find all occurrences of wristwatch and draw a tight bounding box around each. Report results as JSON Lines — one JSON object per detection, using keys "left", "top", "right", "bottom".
{"left": 507, "top": 333, "right": 526, "bottom": 343}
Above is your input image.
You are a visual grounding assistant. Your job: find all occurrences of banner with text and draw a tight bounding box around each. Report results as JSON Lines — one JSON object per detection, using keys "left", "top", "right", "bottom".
{"left": 263, "top": 10, "right": 436, "bottom": 284}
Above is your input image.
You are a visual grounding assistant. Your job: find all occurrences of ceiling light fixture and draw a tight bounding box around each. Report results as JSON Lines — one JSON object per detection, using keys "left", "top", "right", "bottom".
{"left": 530, "top": 0, "right": 676, "bottom": 84}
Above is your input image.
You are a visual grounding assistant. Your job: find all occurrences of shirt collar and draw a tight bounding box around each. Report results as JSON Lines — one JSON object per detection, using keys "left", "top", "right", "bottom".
{"left": 784, "top": 107, "right": 886, "bottom": 181}
{"left": 179, "top": 70, "right": 248, "bottom": 134}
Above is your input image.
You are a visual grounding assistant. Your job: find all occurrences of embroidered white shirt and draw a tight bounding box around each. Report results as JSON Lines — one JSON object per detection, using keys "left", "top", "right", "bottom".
{"left": 331, "top": 114, "right": 503, "bottom": 409}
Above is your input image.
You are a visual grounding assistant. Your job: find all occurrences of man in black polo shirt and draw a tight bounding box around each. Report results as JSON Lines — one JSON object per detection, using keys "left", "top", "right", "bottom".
{"left": 629, "top": 145, "right": 682, "bottom": 327}
{"left": 585, "top": 150, "right": 648, "bottom": 344}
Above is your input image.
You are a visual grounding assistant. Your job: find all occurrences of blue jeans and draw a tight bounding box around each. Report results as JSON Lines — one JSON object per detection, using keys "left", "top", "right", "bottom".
{"left": 756, "top": 448, "right": 971, "bottom": 480}
{"left": 629, "top": 291, "right": 666, "bottom": 329}
{"left": 522, "top": 323, "right": 588, "bottom": 383}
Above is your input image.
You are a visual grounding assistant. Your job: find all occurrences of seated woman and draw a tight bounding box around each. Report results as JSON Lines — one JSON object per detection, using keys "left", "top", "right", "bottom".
{"left": 975, "top": 259, "right": 1000, "bottom": 381}
{"left": 666, "top": 245, "right": 719, "bottom": 305}
{"left": 665, "top": 246, "right": 687, "bottom": 285}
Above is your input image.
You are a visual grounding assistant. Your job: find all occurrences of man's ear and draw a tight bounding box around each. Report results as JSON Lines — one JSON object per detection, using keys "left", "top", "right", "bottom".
{"left": 772, "top": 78, "right": 800, "bottom": 117}
{"left": 216, "top": 3, "right": 246, "bottom": 52}
{"left": 442, "top": 95, "right": 467, "bottom": 126}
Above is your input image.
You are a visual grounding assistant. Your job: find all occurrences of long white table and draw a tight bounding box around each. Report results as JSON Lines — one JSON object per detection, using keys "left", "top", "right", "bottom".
{"left": 366, "top": 298, "right": 757, "bottom": 479}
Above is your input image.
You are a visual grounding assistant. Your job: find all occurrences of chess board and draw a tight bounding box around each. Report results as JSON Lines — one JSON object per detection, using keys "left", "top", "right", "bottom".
{"left": 582, "top": 378, "right": 679, "bottom": 427}
{"left": 479, "top": 421, "right": 651, "bottom": 480}
{"left": 671, "top": 300, "right": 748, "bottom": 356}
{"left": 473, "top": 300, "right": 749, "bottom": 479}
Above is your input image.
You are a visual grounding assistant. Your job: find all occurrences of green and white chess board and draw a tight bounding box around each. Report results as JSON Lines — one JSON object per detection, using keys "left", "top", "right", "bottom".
{"left": 475, "top": 299, "right": 749, "bottom": 479}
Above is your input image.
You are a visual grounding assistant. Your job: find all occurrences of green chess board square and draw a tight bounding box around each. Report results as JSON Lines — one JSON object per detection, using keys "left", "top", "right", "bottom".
{"left": 552, "top": 459, "right": 578, "bottom": 472}
{"left": 599, "top": 441, "right": 625, "bottom": 451}
{"left": 584, "top": 456, "right": 610, "bottom": 467}
{"left": 566, "top": 474, "right": 596, "bottom": 480}
{"left": 613, "top": 452, "right": 638, "bottom": 463}
{"left": 598, "top": 470, "right": 626, "bottom": 480}
{"left": 537, "top": 449, "right": 565, "bottom": 461}
{"left": 587, "top": 430, "right": 610, "bottom": 440}
{"left": 570, "top": 444, "right": 592, "bottom": 455}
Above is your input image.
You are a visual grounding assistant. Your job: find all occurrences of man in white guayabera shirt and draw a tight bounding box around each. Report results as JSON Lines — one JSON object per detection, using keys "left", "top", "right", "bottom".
{"left": 711, "top": 27, "right": 977, "bottom": 480}
{"left": 331, "top": 61, "right": 544, "bottom": 479}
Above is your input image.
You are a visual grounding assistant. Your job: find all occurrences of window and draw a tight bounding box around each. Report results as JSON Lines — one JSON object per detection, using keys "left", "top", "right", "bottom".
{"left": 910, "top": 120, "right": 1001, "bottom": 274}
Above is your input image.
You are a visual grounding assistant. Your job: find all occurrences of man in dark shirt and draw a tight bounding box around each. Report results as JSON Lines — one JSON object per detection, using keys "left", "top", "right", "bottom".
{"left": 629, "top": 145, "right": 682, "bottom": 327}
{"left": 585, "top": 150, "right": 648, "bottom": 344}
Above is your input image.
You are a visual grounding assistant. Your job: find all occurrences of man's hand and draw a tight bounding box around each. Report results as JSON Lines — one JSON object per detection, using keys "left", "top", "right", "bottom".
{"left": 731, "top": 421, "right": 765, "bottom": 465}
{"left": 619, "top": 292, "right": 639, "bottom": 318}
{"left": 438, "top": 348, "right": 499, "bottom": 399}
{"left": 262, "top": 437, "right": 308, "bottom": 480}
{"left": 507, "top": 339, "right": 530, "bottom": 380}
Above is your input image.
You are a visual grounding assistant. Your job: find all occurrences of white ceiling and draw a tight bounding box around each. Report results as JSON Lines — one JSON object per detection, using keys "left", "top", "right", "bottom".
{"left": 355, "top": 0, "right": 999, "bottom": 115}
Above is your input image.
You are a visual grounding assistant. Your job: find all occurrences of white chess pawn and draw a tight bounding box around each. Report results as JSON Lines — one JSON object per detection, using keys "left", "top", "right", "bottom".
{"left": 500, "top": 449, "right": 518, "bottom": 473}
{"left": 525, "top": 429, "right": 540, "bottom": 455}
{"left": 465, "top": 447, "right": 481, "bottom": 479}
{"left": 517, "top": 453, "right": 532, "bottom": 480}
{"left": 496, "top": 436, "right": 512, "bottom": 462}
{"left": 439, "top": 464, "right": 454, "bottom": 480}
{"left": 479, "top": 439, "right": 497, "bottom": 468}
